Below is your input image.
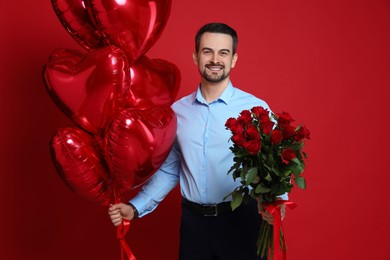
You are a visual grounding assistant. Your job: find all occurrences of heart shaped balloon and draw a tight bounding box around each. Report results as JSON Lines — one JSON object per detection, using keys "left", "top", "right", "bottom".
{"left": 50, "top": 126, "right": 111, "bottom": 205}
{"left": 51, "top": 0, "right": 107, "bottom": 50}
{"left": 43, "top": 45, "right": 131, "bottom": 134}
{"left": 128, "top": 55, "right": 180, "bottom": 109}
{"left": 104, "top": 105, "right": 176, "bottom": 193}
{"left": 88, "top": 0, "right": 172, "bottom": 63}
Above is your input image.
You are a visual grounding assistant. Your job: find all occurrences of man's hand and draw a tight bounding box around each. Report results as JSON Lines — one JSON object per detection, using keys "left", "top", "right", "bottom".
{"left": 258, "top": 201, "right": 286, "bottom": 225}
{"left": 108, "top": 203, "right": 135, "bottom": 226}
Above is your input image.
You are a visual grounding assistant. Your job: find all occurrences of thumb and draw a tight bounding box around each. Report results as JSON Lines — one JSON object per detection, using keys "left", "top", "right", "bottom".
{"left": 108, "top": 203, "right": 123, "bottom": 211}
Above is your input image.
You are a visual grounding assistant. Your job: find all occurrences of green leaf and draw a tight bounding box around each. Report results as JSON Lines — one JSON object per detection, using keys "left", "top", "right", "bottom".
{"left": 278, "top": 182, "right": 293, "bottom": 194}
{"left": 290, "top": 142, "right": 304, "bottom": 150}
{"left": 231, "top": 191, "right": 243, "bottom": 211}
{"left": 272, "top": 167, "right": 283, "bottom": 176}
{"left": 280, "top": 169, "right": 291, "bottom": 177}
{"left": 292, "top": 158, "right": 301, "bottom": 164}
{"left": 245, "top": 167, "right": 258, "bottom": 185}
{"left": 255, "top": 183, "right": 271, "bottom": 194}
{"left": 232, "top": 169, "right": 241, "bottom": 181}
{"left": 263, "top": 163, "right": 272, "bottom": 172}
{"left": 287, "top": 160, "right": 304, "bottom": 176}
{"left": 271, "top": 183, "right": 281, "bottom": 194}
{"left": 227, "top": 161, "right": 241, "bottom": 174}
{"left": 294, "top": 176, "right": 306, "bottom": 189}
{"left": 235, "top": 149, "right": 249, "bottom": 158}
{"left": 240, "top": 167, "right": 247, "bottom": 181}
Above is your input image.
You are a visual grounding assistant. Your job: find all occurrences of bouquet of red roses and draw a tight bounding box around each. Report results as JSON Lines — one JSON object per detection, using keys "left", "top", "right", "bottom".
{"left": 225, "top": 106, "right": 310, "bottom": 259}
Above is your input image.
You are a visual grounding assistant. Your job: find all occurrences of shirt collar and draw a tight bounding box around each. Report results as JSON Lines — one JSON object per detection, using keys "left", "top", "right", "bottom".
{"left": 192, "top": 81, "right": 234, "bottom": 105}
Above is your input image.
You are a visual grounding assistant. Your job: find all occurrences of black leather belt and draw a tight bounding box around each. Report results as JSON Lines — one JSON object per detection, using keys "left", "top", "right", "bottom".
{"left": 182, "top": 197, "right": 232, "bottom": 216}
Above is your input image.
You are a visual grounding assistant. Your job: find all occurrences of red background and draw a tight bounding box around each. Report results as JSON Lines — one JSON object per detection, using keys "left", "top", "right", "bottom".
{"left": 1, "top": 0, "right": 390, "bottom": 259}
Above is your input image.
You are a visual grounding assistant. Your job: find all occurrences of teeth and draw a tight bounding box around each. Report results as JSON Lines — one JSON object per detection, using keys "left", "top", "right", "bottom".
{"left": 207, "top": 66, "right": 222, "bottom": 71}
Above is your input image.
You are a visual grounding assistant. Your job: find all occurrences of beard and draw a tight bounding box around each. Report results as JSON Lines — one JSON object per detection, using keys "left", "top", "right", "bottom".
{"left": 200, "top": 64, "right": 230, "bottom": 83}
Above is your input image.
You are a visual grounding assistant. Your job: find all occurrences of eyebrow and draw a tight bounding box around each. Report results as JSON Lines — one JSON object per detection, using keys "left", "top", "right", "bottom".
{"left": 201, "top": 47, "right": 231, "bottom": 53}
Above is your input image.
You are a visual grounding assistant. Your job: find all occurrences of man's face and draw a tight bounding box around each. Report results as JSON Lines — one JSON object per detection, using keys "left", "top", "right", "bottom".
{"left": 193, "top": 32, "right": 238, "bottom": 83}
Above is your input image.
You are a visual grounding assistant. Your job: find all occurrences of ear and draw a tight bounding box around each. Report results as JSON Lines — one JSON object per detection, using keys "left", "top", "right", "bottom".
{"left": 231, "top": 53, "right": 238, "bottom": 68}
{"left": 193, "top": 51, "right": 198, "bottom": 65}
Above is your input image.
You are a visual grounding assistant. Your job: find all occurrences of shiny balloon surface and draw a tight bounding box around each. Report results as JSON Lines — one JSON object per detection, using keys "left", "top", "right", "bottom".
{"left": 43, "top": 46, "right": 131, "bottom": 134}
{"left": 88, "top": 0, "right": 172, "bottom": 63}
{"left": 51, "top": 0, "right": 107, "bottom": 50}
{"left": 105, "top": 105, "right": 177, "bottom": 193}
{"left": 45, "top": 0, "right": 178, "bottom": 204}
{"left": 128, "top": 56, "right": 180, "bottom": 109}
{"left": 51, "top": 127, "right": 111, "bottom": 205}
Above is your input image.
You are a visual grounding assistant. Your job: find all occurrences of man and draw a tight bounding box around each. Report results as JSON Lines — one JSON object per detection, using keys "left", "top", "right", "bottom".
{"left": 108, "top": 22, "right": 286, "bottom": 260}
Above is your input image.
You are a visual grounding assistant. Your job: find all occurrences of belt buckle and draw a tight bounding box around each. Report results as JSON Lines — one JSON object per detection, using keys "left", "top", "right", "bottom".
{"left": 204, "top": 204, "right": 218, "bottom": 217}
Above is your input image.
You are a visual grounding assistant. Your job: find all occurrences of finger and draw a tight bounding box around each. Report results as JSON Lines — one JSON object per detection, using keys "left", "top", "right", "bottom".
{"left": 280, "top": 205, "right": 286, "bottom": 220}
{"left": 112, "top": 218, "right": 122, "bottom": 226}
{"left": 263, "top": 216, "right": 273, "bottom": 222}
{"left": 108, "top": 204, "right": 121, "bottom": 211}
{"left": 110, "top": 213, "right": 121, "bottom": 220}
{"left": 111, "top": 215, "right": 122, "bottom": 225}
{"left": 262, "top": 212, "right": 274, "bottom": 225}
{"left": 108, "top": 209, "right": 121, "bottom": 216}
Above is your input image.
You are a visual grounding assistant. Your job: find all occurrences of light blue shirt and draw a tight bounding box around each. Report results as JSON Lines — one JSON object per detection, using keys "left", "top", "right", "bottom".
{"left": 130, "top": 82, "right": 286, "bottom": 217}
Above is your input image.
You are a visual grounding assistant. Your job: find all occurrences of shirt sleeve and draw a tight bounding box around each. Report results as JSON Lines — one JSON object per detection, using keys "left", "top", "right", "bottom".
{"left": 278, "top": 193, "right": 289, "bottom": 200}
{"left": 129, "top": 140, "right": 181, "bottom": 217}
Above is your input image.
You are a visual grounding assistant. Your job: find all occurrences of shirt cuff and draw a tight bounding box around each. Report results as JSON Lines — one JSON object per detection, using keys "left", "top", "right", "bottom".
{"left": 277, "top": 193, "right": 289, "bottom": 200}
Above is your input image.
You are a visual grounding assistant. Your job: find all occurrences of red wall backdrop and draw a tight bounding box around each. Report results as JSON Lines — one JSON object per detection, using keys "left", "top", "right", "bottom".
{"left": 1, "top": 0, "right": 390, "bottom": 259}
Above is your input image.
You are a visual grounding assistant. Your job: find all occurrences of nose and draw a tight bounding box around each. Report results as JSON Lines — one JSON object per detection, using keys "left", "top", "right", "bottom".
{"left": 211, "top": 53, "right": 219, "bottom": 64}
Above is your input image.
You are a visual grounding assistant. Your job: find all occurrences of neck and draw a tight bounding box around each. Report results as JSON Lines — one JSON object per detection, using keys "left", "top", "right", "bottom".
{"left": 200, "top": 78, "right": 230, "bottom": 103}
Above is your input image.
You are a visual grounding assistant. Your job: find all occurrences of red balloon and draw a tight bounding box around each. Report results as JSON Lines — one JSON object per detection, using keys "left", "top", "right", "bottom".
{"left": 128, "top": 55, "right": 180, "bottom": 109}
{"left": 104, "top": 105, "right": 176, "bottom": 193}
{"left": 50, "top": 126, "right": 111, "bottom": 205}
{"left": 51, "top": 0, "right": 107, "bottom": 50}
{"left": 43, "top": 45, "right": 131, "bottom": 134}
{"left": 88, "top": 0, "right": 172, "bottom": 63}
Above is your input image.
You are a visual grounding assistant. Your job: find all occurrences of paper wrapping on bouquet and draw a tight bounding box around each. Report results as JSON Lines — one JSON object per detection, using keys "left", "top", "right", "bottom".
{"left": 265, "top": 201, "right": 297, "bottom": 260}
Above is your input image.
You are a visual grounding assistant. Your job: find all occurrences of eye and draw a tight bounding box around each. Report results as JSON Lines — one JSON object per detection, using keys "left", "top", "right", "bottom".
{"left": 220, "top": 51, "right": 229, "bottom": 56}
{"left": 203, "top": 49, "right": 211, "bottom": 55}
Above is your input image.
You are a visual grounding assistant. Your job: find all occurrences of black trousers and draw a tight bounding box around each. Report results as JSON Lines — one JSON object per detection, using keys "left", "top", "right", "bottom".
{"left": 179, "top": 199, "right": 267, "bottom": 260}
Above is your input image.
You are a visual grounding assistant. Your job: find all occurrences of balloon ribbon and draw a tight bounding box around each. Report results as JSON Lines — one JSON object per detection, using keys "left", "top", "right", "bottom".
{"left": 116, "top": 219, "right": 136, "bottom": 260}
{"left": 265, "top": 200, "right": 297, "bottom": 260}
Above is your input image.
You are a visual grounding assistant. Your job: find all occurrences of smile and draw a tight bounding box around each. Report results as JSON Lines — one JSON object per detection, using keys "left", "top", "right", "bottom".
{"left": 206, "top": 65, "right": 224, "bottom": 71}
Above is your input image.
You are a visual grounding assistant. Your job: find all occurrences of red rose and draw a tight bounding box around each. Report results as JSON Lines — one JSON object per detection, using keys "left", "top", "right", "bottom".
{"left": 232, "top": 133, "right": 246, "bottom": 147}
{"left": 260, "top": 121, "right": 274, "bottom": 135}
{"left": 237, "top": 110, "right": 252, "bottom": 125}
{"left": 233, "top": 124, "right": 244, "bottom": 135}
{"left": 244, "top": 140, "right": 261, "bottom": 154}
{"left": 294, "top": 125, "right": 310, "bottom": 141}
{"left": 225, "top": 117, "right": 238, "bottom": 129}
{"left": 226, "top": 117, "right": 244, "bottom": 135}
{"left": 251, "top": 106, "right": 269, "bottom": 119}
{"left": 270, "top": 129, "right": 283, "bottom": 144}
{"left": 281, "top": 148, "right": 296, "bottom": 164}
{"left": 244, "top": 125, "right": 260, "bottom": 140}
{"left": 259, "top": 114, "right": 271, "bottom": 124}
{"left": 281, "top": 125, "right": 295, "bottom": 140}
{"left": 277, "top": 112, "right": 294, "bottom": 127}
